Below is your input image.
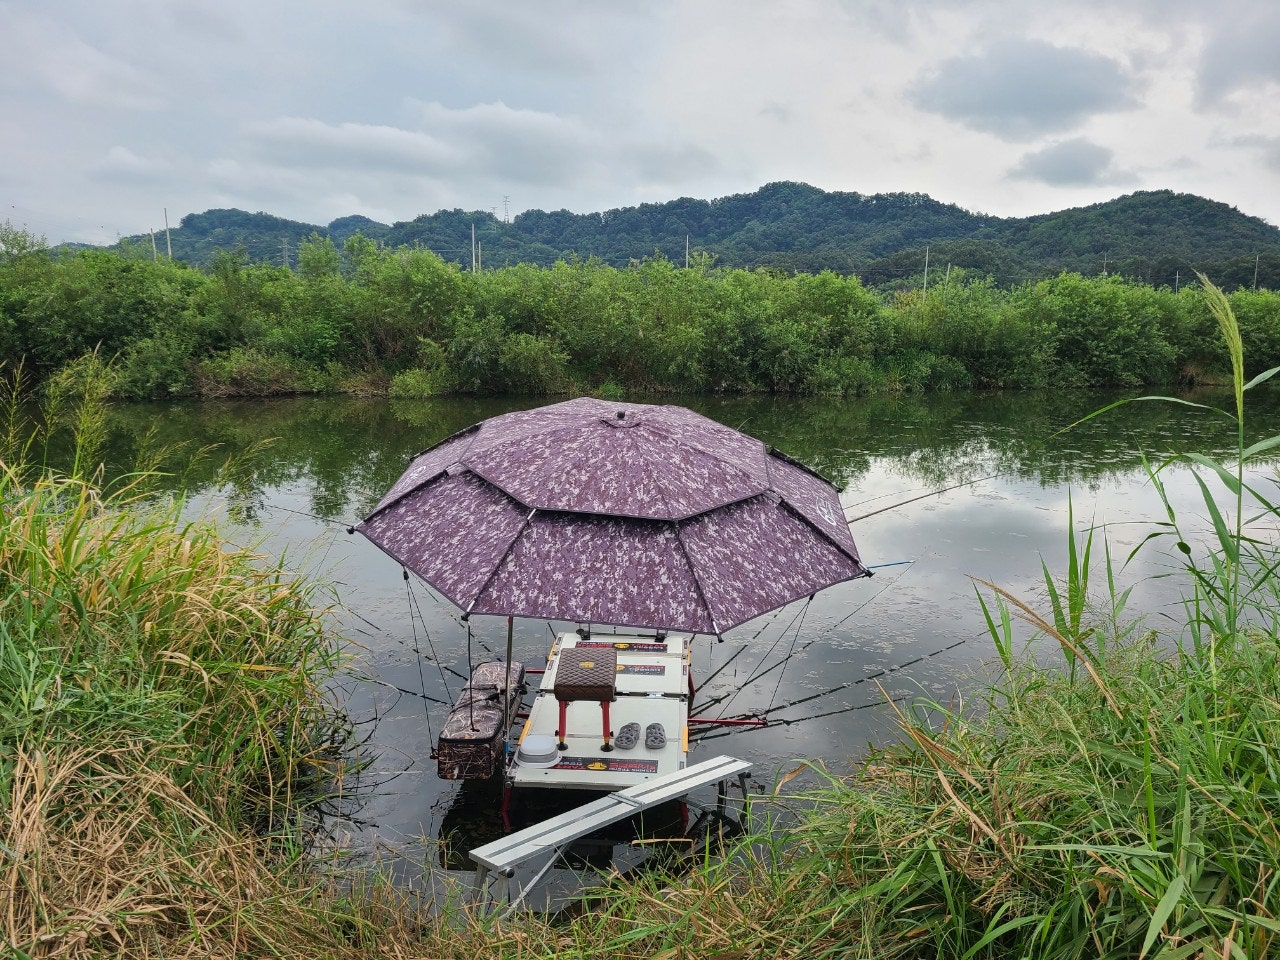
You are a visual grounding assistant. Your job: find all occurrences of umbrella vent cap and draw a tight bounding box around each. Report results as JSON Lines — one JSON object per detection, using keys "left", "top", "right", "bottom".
{"left": 605, "top": 410, "right": 639, "bottom": 428}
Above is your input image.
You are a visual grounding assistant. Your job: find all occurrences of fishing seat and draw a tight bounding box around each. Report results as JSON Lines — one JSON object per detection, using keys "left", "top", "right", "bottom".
{"left": 553, "top": 647, "right": 617, "bottom": 751}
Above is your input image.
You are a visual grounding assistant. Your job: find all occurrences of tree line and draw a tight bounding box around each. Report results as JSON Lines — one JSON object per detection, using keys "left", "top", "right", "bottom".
{"left": 115, "top": 182, "right": 1280, "bottom": 289}
{"left": 3, "top": 223, "right": 1279, "bottom": 401}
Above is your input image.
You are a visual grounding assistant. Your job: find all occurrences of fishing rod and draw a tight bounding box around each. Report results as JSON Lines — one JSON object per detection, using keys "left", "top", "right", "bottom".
{"left": 691, "top": 632, "right": 977, "bottom": 742}
{"left": 844, "top": 470, "right": 1006, "bottom": 524}
{"left": 694, "top": 557, "right": 918, "bottom": 715}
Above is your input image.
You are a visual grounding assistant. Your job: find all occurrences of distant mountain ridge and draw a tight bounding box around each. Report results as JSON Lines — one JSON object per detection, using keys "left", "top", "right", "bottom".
{"left": 116, "top": 182, "right": 1280, "bottom": 289}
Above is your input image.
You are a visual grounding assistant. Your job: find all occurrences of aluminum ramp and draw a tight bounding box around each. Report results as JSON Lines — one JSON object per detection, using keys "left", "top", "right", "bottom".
{"left": 469, "top": 754, "right": 751, "bottom": 914}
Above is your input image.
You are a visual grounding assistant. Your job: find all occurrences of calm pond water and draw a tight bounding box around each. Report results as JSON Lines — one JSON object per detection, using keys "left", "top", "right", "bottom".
{"left": 86, "top": 387, "right": 1280, "bottom": 886}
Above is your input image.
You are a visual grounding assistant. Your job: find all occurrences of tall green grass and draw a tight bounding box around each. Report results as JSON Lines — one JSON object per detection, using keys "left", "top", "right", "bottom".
{"left": 0, "top": 365, "right": 458, "bottom": 958}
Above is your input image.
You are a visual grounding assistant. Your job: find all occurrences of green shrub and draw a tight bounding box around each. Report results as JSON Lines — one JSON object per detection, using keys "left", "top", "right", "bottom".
{"left": 389, "top": 366, "right": 449, "bottom": 398}
{"left": 195, "top": 347, "right": 332, "bottom": 397}
{"left": 499, "top": 332, "right": 570, "bottom": 395}
{"left": 113, "top": 331, "right": 198, "bottom": 398}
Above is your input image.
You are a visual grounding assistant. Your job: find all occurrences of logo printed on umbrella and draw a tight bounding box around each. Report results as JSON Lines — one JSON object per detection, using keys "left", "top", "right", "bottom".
{"left": 814, "top": 494, "right": 839, "bottom": 526}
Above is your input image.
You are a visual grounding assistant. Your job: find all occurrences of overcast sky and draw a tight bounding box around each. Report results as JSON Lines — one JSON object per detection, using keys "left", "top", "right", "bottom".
{"left": 4, "top": 0, "right": 1279, "bottom": 246}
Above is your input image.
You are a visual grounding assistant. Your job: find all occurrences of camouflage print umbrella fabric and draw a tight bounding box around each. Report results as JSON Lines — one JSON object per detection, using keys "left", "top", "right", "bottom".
{"left": 358, "top": 397, "right": 869, "bottom": 636}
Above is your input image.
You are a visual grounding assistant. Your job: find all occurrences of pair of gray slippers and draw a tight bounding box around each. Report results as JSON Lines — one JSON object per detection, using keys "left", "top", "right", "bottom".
{"left": 615, "top": 722, "right": 666, "bottom": 750}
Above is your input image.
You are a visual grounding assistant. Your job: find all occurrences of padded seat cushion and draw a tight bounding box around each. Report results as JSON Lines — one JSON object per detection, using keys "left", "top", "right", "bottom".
{"left": 554, "top": 648, "right": 618, "bottom": 701}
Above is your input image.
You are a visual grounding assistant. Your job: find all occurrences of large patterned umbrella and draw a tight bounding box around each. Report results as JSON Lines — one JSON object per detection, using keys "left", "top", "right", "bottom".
{"left": 357, "top": 397, "right": 869, "bottom": 636}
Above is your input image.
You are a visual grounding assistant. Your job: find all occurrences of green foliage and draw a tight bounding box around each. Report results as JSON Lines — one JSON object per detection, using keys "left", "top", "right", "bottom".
{"left": 112, "top": 330, "right": 199, "bottom": 398}
{"left": 296, "top": 232, "right": 341, "bottom": 279}
{"left": 195, "top": 347, "right": 333, "bottom": 397}
{"left": 499, "top": 332, "right": 570, "bottom": 394}
{"left": 0, "top": 431, "right": 367, "bottom": 955}
{"left": 350, "top": 247, "right": 464, "bottom": 371}
{"left": 4, "top": 231, "right": 1280, "bottom": 399}
{"left": 1225, "top": 288, "right": 1280, "bottom": 379}
{"left": 388, "top": 338, "right": 452, "bottom": 398}
{"left": 1024, "top": 273, "right": 1181, "bottom": 386}
{"left": 388, "top": 366, "right": 448, "bottom": 398}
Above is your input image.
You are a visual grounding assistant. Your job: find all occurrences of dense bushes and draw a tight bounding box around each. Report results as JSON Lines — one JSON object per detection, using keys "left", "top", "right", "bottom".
{"left": 2, "top": 225, "right": 1278, "bottom": 399}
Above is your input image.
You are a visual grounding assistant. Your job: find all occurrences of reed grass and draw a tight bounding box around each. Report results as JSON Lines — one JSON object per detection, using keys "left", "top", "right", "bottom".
{"left": 0, "top": 367, "right": 473, "bottom": 958}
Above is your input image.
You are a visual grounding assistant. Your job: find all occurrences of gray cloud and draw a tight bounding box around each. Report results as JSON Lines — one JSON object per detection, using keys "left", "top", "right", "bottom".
{"left": 911, "top": 40, "right": 1136, "bottom": 140}
{"left": 0, "top": 7, "right": 165, "bottom": 111}
{"left": 202, "top": 100, "right": 723, "bottom": 228}
{"left": 92, "top": 146, "right": 171, "bottom": 183}
{"left": 759, "top": 101, "right": 794, "bottom": 123}
{"left": 1009, "top": 138, "right": 1131, "bottom": 187}
{"left": 1196, "top": 11, "right": 1280, "bottom": 108}
{"left": 240, "top": 118, "right": 466, "bottom": 173}
{"left": 1227, "top": 134, "right": 1280, "bottom": 173}
{"left": 410, "top": 101, "right": 598, "bottom": 184}
{"left": 420, "top": 1, "right": 659, "bottom": 87}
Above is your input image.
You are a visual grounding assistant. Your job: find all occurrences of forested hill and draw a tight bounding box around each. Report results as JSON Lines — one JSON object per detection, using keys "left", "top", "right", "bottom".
{"left": 116, "top": 182, "right": 1280, "bottom": 289}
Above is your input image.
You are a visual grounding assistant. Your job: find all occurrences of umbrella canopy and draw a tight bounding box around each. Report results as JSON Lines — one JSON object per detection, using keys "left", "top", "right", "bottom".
{"left": 358, "top": 397, "right": 869, "bottom": 636}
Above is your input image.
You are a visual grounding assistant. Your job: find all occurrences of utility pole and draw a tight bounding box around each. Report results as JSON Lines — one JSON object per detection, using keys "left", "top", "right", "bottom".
{"left": 503, "top": 195, "right": 510, "bottom": 223}
{"left": 1102, "top": 253, "right": 1108, "bottom": 276}
{"left": 471, "top": 224, "right": 477, "bottom": 273}
{"left": 1255, "top": 254, "right": 1261, "bottom": 290}
{"left": 150, "top": 229, "right": 158, "bottom": 261}
{"left": 282, "top": 237, "right": 290, "bottom": 269}
{"left": 922, "top": 246, "right": 929, "bottom": 293}
{"left": 685, "top": 234, "right": 690, "bottom": 269}
{"left": 163, "top": 207, "right": 172, "bottom": 259}
{"left": 1175, "top": 270, "right": 1180, "bottom": 293}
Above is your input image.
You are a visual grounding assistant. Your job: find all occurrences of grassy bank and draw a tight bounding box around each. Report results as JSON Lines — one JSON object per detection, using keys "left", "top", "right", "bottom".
{"left": 3, "top": 282, "right": 1278, "bottom": 958}
{"left": 0, "top": 376, "right": 461, "bottom": 957}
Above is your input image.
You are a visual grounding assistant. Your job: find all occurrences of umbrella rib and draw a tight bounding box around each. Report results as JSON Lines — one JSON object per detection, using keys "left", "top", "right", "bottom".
{"left": 364, "top": 426, "right": 485, "bottom": 522}
{"left": 464, "top": 507, "right": 537, "bottom": 617}
{"left": 361, "top": 468, "right": 448, "bottom": 524}
{"left": 672, "top": 521, "right": 720, "bottom": 637}
{"left": 775, "top": 495, "right": 867, "bottom": 572}
{"left": 759, "top": 454, "right": 864, "bottom": 569}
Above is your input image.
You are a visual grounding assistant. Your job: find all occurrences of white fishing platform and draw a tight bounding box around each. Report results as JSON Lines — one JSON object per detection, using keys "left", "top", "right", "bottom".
{"left": 508, "top": 631, "right": 693, "bottom": 792}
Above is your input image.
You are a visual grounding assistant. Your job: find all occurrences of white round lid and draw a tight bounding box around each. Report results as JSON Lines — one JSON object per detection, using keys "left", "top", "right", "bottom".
{"left": 517, "top": 734, "right": 561, "bottom": 768}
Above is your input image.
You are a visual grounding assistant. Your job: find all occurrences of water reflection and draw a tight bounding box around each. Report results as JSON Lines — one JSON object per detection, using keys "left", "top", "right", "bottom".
{"left": 87, "top": 388, "right": 1273, "bottom": 518}
{"left": 73, "top": 386, "right": 1280, "bottom": 886}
